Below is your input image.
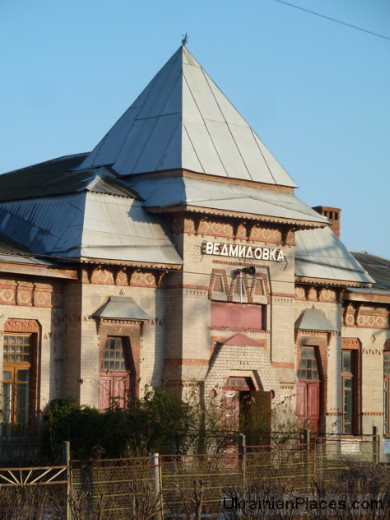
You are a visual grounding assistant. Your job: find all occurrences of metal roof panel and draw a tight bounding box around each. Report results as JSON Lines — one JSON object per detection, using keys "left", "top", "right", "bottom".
{"left": 127, "top": 176, "right": 327, "bottom": 224}
{"left": 182, "top": 121, "right": 227, "bottom": 176}
{"left": 0, "top": 191, "right": 182, "bottom": 266}
{"left": 78, "top": 47, "right": 298, "bottom": 187}
{"left": 92, "top": 107, "right": 139, "bottom": 167}
{"left": 137, "top": 62, "right": 181, "bottom": 120}
{"left": 295, "top": 227, "right": 374, "bottom": 284}
{"left": 205, "top": 120, "right": 250, "bottom": 180}
{"left": 296, "top": 308, "right": 337, "bottom": 332}
{"left": 228, "top": 125, "right": 274, "bottom": 183}
{"left": 93, "top": 296, "right": 150, "bottom": 320}
{"left": 132, "top": 114, "right": 181, "bottom": 173}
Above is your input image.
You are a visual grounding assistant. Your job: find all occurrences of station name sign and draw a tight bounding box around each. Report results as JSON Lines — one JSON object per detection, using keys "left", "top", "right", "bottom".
{"left": 202, "top": 241, "right": 284, "bottom": 262}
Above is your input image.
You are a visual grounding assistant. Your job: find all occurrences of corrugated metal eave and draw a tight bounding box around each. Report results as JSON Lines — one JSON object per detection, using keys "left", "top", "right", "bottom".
{"left": 147, "top": 204, "right": 327, "bottom": 229}
{"left": 295, "top": 275, "right": 373, "bottom": 287}
{"left": 78, "top": 256, "right": 182, "bottom": 268}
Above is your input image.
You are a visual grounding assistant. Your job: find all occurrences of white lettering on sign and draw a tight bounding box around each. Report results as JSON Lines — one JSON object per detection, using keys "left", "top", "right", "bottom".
{"left": 202, "top": 241, "right": 285, "bottom": 262}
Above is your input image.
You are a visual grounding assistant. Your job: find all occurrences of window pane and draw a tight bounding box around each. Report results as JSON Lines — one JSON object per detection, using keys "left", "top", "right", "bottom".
{"left": 343, "top": 351, "right": 352, "bottom": 373}
{"left": 2, "top": 382, "right": 12, "bottom": 423}
{"left": 17, "top": 370, "right": 30, "bottom": 383}
{"left": 298, "top": 348, "right": 319, "bottom": 380}
{"left": 343, "top": 377, "right": 353, "bottom": 434}
{"left": 101, "top": 337, "right": 127, "bottom": 371}
{"left": 16, "top": 382, "right": 29, "bottom": 423}
{"left": 4, "top": 335, "right": 31, "bottom": 363}
{"left": 384, "top": 353, "right": 390, "bottom": 376}
{"left": 344, "top": 378, "right": 352, "bottom": 389}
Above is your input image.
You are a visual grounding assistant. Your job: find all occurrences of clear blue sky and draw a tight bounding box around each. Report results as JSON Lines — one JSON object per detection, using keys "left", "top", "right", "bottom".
{"left": 1, "top": 0, "right": 389, "bottom": 258}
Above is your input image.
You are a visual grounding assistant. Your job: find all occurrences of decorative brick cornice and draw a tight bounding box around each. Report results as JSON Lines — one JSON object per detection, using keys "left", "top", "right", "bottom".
{"left": 130, "top": 271, "right": 157, "bottom": 288}
{"left": 343, "top": 305, "right": 389, "bottom": 329}
{"left": 171, "top": 212, "right": 296, "bottom": 245}
{"left": 0, "top": 279, "right": 62, "bottom": 309}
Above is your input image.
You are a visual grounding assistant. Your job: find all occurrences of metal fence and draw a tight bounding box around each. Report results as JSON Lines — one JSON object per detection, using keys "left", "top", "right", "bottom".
{"left": 68, "top": 433, "right": 382, "bottom": 518}
{"left": 0, "top": 432, "right": 383, "bottom": 519}
{"left": 0, "top": 465, "right": 67, "bottom": 520}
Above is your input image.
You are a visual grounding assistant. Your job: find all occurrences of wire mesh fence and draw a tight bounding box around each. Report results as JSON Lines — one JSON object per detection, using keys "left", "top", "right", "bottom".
{"left": 161, "top": 452, "right": 242, "bottom": 517}
{"left": 0, "top": 432, "right": 383, "bottom": 519}
{"left": 70, "top": 456, "right": 157, "bottom": 519}
{"left": 68, "top": 433, "right": 382, "bottom": 517}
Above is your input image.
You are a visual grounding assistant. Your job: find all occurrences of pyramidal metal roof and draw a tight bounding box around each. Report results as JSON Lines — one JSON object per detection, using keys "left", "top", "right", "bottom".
{"left": 79, "top": 46, "right": 297, "bottom": 187}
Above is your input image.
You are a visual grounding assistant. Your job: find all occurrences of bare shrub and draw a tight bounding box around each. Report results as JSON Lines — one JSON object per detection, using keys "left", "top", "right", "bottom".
{"left": 125, "top": 481, "right": 162, "bottom": 520}
{"left": 68, "top": 491, "right": 112, "bottom": 520}
{"left": 168, "top": 479, "right": 222, "bottom": 520}
{"left": 68, "top": 481, "right": 162, "bottom": 520}
{"left": 0, "top": 486, "right": 60, "bottom": 520}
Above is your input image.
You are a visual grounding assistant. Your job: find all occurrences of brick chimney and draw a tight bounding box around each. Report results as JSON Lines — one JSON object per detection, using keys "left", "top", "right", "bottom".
{"left": 312, "top": 206, "right": 341, "bottom": 237}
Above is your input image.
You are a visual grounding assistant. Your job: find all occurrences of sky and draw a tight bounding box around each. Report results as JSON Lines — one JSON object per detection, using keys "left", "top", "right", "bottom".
{"left": 1, "top": 0, "right": 389, "bottom": 258}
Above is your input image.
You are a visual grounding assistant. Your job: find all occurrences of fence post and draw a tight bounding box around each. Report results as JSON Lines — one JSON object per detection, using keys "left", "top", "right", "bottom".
{"left": 238, "top": 433, "right": 246, "bottom": 490}
{"left": 151, "top": 453, "right": 163, "bottom": 520}
{"left": 372, "top": 426, "right": 380, "bottom": 465}
{"left": 62, "top": 441, "right": 71, "bottom": 520}
{"left": 302, "top": 429, "right": 311, "bottom": 488}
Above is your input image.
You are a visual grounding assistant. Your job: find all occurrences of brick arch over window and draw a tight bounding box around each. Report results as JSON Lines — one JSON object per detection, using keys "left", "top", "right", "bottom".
{"left": 2, "top": 319, "right": 41, "bottom": 426}
{"left": 97, "top": 319, "right": 142, "bottom": 408}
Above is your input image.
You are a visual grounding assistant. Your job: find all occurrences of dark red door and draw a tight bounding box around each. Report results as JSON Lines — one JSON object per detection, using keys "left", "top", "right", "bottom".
{"left": 296, "top": 381, "right": 320, "bottom": 433}
{"left": 296, "top": 346, "right": 321, "bottom": 433}
{"left": 99, "top": 337, "right": 131, "bottom": 410}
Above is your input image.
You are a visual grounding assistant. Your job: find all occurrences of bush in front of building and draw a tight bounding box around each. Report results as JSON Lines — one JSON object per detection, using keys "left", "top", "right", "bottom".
{"left": 41, "top": 389, "right": 195, "bottom": 462}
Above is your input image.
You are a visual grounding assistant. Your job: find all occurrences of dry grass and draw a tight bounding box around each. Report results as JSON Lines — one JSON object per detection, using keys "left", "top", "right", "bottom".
{"left": 0, "top": 486, "right": 64, "bottom": 520}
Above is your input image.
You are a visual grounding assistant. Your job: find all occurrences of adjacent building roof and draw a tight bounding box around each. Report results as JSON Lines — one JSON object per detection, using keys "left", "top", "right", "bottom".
{"left": 350, "top": 251, "right": 390, "bottom": 290}
{"left": 295, "top": 307, "right": 337, "bottom": 332}
{"left": 295, "top": 226, "right": 374, "bottom": 285}
{"left": 79, "top": 46, "right": 298, "bottom": 187}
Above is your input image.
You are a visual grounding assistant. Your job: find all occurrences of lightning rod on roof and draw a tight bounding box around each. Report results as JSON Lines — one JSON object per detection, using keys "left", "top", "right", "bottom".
{"left": 182, "top": 33, "right": 188, "bottom": 46}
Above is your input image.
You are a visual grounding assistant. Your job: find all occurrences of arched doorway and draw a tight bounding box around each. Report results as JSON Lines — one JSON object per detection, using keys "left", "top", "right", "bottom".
{"left": 223, "top": 376, "right": 271, "bottom": 442}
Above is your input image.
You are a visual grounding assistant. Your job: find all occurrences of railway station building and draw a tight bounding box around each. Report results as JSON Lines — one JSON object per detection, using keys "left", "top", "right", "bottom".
{"left": 0, "top": 46, "right": 389, "bottom": 441}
